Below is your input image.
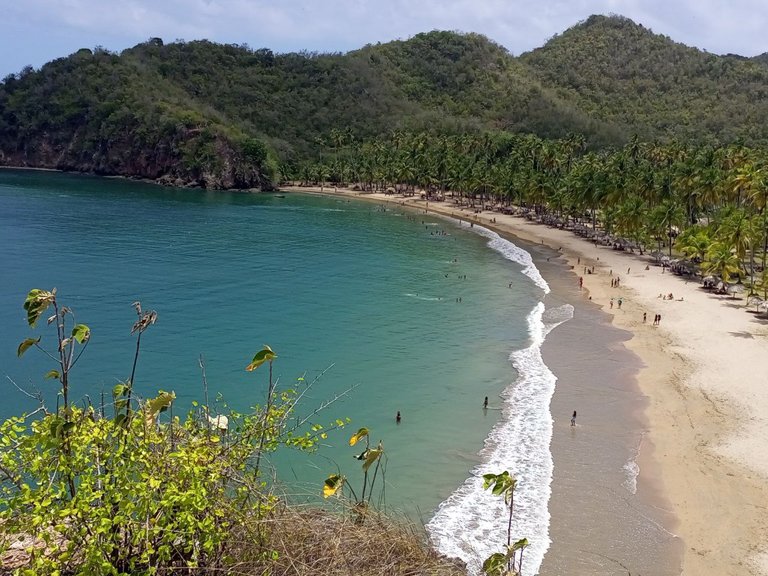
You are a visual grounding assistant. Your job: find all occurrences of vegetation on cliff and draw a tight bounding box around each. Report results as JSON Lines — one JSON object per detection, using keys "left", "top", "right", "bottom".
{"left": 5, "top": 16, "right": 768, "bottom": 187}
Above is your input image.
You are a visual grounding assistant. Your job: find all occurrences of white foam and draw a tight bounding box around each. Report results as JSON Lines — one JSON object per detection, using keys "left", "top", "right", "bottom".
{"left": 426, "top": 302, "right": 573, "bottom": 575}
{"left": 622, "top": 432, "right": 644, "bottom": 495}
{"left": 404, "top": 293, "right": 443, "bottom": 301}
{"left": 622, "top": 459, "right": 640, "bottom": 495}
{"left": 456, "top": 220, "right": 550, "bottom": 294}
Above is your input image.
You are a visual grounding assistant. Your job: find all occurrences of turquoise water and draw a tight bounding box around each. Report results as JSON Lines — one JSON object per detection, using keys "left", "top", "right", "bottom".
{"left": 0, "top": 169, "right": 545, "bottom": 526}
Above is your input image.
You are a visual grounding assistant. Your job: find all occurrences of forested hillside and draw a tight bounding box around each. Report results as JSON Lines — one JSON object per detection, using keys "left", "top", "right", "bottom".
{"left": 520, "top": 15, "right": 768, "bottom": 144}
{"left": 3, "top": 15, "right": 768, "bottom": 188}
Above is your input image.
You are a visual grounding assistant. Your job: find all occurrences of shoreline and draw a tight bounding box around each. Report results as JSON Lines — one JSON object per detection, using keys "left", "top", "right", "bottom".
{"left": 283, "top": 185, "right": 768, "bottom": 575}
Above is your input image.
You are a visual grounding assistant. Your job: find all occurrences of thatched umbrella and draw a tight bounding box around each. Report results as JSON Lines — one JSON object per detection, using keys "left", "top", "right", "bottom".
{"left": 747, "top": 295, "right": 765, "bottom": 311}
{"left": 726, "top": 283, "right": 746, "bottom": 299}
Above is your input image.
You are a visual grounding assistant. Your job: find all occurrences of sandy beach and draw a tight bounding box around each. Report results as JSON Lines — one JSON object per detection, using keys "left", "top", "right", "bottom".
{"left": 283, "top": 185, "right": 768, "bottom": 576}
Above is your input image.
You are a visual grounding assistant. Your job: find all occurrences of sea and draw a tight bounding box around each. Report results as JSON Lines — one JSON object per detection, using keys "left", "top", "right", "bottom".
{"left": 0, "top": 168, "right": 681, "bottom": 575}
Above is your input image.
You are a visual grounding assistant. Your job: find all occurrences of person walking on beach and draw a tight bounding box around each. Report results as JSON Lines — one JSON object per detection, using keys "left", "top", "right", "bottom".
{"left": 618, "top": 297, "right": 623, "bottom": 309}
{"left": 579, "top": 276, "right": 583, "bottom": 289}
{"left": 643, "top": 312, "right": 647, "bottom": 323}
{"left": 571, "top": 410, "right": 577, "bottom": 426}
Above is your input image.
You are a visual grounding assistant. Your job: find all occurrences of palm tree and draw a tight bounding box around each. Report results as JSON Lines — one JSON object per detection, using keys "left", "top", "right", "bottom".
{"left": 649, "top": 198, "right": 686, "bottom": 257}
{"left": 676, "top": 227, "right": 712, "bottom": 264}
{"left": 716, "top": 208, "right": 762, "bottom": 289}
{"left": 702, "top": 241, "right": 741, "bottom": 285}
{"left": 616, "top": 194, "right": 648, "bottom": 252}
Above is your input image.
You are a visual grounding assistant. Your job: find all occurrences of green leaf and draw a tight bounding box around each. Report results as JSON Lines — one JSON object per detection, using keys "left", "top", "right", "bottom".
{"left": 22, "top": 289, "right": 55, "bottom": 327}
{"left": 482, "top": 552, "right": 508, "bottom": 576}
{"left": 349, "top": 427, "right": 369, "bottom": 447}
{"left": 323, "top": 474, "right": 344, "bottom": 498}
{"left": 362, "top": 448, "right": 382, "bottom": 472}
{"left": 245, "top": 345, "right": 277, "bottom": 371}
{"left": 145, "top": 391, "right": 175, "bottom": 426}
{"left": 71, "top": 324, "right": 91, "bottom": 344}
{"left": 17, "top": 337, "right": 40, "bottom": 357}
{"left": 482, "top": 471, "right": 517, "bottom": 504}
{"left": 112, "top": 383, "right": 128, "bottom": 398}
{"left": 44, "top": 369, "right": 60, "bottom": 380}
{"left": 511, "top": 538, "right": 529, "bottom": 552}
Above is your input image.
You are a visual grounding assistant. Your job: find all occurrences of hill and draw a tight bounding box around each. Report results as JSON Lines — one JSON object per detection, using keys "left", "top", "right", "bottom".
{"left": 3, "top": 16, "right": 768, "bottom": 187}
{"left": 520, "top": 15, "right": 768, "bottom": 144}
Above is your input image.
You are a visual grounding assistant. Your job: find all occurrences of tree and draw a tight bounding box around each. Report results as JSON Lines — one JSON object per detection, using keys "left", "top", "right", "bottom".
{"left": 702, "top": 241, "right": 741, "bottom": 284}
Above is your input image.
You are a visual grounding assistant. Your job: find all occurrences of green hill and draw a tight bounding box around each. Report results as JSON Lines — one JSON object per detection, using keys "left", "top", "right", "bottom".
{"left": 520, "top": 15, "right": 768, "bottom": 145}
{"left": 3, "top": 16, "right": 768, "bottom": 188}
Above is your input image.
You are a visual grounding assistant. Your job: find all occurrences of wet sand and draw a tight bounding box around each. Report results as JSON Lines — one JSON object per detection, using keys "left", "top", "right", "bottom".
{"left": 537, "top": 256, "right": 682, "bottom": 575}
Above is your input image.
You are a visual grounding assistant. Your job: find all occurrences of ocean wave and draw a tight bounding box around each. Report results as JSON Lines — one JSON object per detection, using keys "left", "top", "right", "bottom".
{"left": 444, "top": 219, "right": 550, "bottom": 294}
{"left": 622, "top": 459, "right": 640, "bottom": 495}
{"left": 426, "top": 302, "right": 573, "bottom": 575}
{"left": 622, "top": 432, "right": 644, "bottom": 495}
{"left": 404, "top": 293, "right": 443, "bottom": 301}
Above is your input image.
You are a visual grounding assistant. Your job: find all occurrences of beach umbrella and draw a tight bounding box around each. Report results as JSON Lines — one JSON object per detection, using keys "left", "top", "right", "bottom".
{"left": 747, "top": 295, "right": 765, "bottom": 311}
{"left": 726, "top": 283, "right": 746, "bottom": 298}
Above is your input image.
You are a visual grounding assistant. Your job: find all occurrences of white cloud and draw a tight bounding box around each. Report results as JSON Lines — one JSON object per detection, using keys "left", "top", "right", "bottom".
{"left": 2, "top": 0, "right": 768, "bottom": 77}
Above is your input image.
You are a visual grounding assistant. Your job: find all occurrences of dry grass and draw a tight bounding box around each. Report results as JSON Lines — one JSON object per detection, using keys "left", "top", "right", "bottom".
{"left": 224, "top": 504, "right": 467, "bottom": 576}
{"left": 2, "top": 504, "right": 466, "bottom": 576}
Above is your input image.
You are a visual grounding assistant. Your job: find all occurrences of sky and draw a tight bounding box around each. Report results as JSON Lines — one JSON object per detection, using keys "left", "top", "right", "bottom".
{"left": 2, "top": 0, "right": 768, "bottom": 78}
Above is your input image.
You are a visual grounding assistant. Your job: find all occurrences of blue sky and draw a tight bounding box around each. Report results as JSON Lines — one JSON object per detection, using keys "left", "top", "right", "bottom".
{"left": 2, "top": 0, "right": 767, "bottom": 78}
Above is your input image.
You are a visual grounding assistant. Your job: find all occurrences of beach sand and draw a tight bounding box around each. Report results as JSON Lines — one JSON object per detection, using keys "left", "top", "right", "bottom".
{"left": 536, "top": 259, "right": 683, "bottom": 575}
{"left": 282, "top": 185, "right": 768, "bottom": 575}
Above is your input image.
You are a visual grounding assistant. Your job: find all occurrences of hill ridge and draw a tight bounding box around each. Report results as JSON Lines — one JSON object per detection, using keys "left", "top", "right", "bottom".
{"left": 3, "top": 14, "right": 768, "bottom": 188}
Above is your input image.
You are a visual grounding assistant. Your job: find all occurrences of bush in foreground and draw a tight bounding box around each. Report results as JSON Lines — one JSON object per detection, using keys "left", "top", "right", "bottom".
{"left": 0, "top": 289, "right": 462, "bottom": 575}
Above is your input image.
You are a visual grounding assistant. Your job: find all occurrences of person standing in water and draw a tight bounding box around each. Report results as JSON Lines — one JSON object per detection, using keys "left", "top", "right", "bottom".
{"left": 396, "top": 411, "right": 401, "bottom": 424}
{"left": 571, "top": 410, "right": 577, "bottom": 426}
{"left": 483, "top": 396, "right": 489, "bottom": 409}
